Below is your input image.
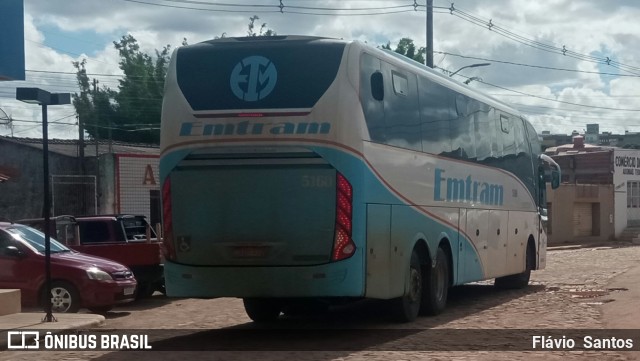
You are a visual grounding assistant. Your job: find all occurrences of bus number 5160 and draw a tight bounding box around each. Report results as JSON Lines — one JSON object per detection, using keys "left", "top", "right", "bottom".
{"left": 301, "top": 175, "right": 333, "bottom": 188}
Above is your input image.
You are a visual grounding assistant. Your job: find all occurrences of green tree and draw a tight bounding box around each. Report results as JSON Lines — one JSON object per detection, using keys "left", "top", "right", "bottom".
{"left": 72, "top": 36, "right": 170, "bottom": 144}
{"left": 72, "top": 16, "right": 275, "bottom": 145}
{"left": 72, "top": 59, "right": 118, "bottom": 141}
{"left": 112, "top": 34, "right": 170, "bottom": 144}
{"left": 247, "top": 15, "right": 277, "bottom": 37}
{"left": 381, "top": 38, "right": 425, "bottom": 64}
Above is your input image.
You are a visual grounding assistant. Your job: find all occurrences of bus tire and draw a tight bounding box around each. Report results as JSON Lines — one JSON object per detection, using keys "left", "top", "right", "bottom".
{"left": 420, "top": 247, "right": 449, "bottom": 316}
{"left": 243, "top": 298, "right": 281, "bottom": 323}
{"left": 495, "top": 242, "right": 534, "bottom": 289}
{"left": 282, "top": 300, "right": 329, "bottom": 317}
{"left": 390, "top": 251, "right": 422, "bottom": 322}
{"left": 136, "top": 282, "right": 156, "bottom": 299}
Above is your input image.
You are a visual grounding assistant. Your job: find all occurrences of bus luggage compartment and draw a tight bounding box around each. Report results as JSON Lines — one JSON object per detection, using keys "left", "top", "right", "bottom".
{"left": 171, "top": 153, "right": 338, "bottom": 267}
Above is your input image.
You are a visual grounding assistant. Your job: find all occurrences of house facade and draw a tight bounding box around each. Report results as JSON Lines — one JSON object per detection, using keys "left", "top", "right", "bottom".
{"left": 0, "top": 136, "right": 160, "bottom": 226}
{"left": 545, "top": 136, "right": 640, "bottom": 244}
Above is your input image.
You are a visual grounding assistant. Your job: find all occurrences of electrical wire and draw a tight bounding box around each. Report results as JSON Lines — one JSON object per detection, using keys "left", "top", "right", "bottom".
{"left": 434, "top": 51, "right": 640, "bottom": 78}
{"left": 6, "top": 1, "right": 640, "bottom": 133}
{"left": 476, "top": 78, "right": 640, "bottom": 112}
{"left": 443, "top": 3, "right": 640, "bottom": 76}
{"left": 118, "top": 0, "right": 448, "bottom": 16}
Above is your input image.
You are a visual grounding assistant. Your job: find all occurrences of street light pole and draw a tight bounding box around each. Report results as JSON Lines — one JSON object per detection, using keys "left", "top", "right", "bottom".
{"left": 449, "top": 63, "right": 491, "bottom": 78}
{"left": 16, "top": 87, "right": 70, "bottom": 322}
{"left": 40, "top": 102, "right": 53, "bottom": 322}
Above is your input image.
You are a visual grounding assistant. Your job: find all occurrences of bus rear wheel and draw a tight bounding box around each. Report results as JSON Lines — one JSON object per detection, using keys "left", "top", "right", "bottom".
{"left": 390, "top": 251, "right": 422, "bottom": 322}
{"left": 420, "top": 247, "right": 449, "bottom": 316}
{"left": 495, "top": 242, "right": 534, "bottom": 289}
{"left": 243, "top": 298, "right": 282, "bottom": 323}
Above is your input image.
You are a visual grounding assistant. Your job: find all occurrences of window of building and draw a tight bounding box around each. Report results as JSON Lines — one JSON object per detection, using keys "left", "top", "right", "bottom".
{"left": 628, "top": 181, "right": 640, "bottom": 208}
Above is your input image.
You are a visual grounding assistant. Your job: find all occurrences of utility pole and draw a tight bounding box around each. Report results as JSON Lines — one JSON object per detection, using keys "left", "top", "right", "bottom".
{"left": 78, "top": 114, "right": 85, "bottom": 174}
{"left": 426, "top": 0, "right": 434, "bottom": 68}
{"left": 77, "top": 114, "right": 87, "bottom": 214}
{"left": 92, "top": 78, "right": 101, "bottom": 214}
{"left": 92, "top": 78, "right": 99, "bottom": 159}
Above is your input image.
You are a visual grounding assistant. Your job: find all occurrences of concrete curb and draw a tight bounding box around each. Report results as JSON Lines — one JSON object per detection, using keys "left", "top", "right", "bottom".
{"left": 548, "top": 242, "right": 640, "bottom": 251}
{"left": 548, "top": 245, "right": 583, "bottom": 251}
{"left": 601, "top": 262, "right": 640, "bottom": 329}
{"left": 0, "top": 313, "right": 105, "bottom": 350}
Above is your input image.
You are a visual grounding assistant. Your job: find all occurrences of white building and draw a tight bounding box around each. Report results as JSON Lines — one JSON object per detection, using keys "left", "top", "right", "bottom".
{"left": 613, "top": 149, "right": 640, "bottom": 235}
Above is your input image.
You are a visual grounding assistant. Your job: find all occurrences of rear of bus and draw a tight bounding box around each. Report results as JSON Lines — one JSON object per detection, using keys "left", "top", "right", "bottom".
{"left": 159, "top": 36, "right": 367, "bottom": 306}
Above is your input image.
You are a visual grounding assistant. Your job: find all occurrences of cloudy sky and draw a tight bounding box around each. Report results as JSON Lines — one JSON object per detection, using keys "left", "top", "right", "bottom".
{"left": 1, "top": 0, "right": 640, "bottom": 139}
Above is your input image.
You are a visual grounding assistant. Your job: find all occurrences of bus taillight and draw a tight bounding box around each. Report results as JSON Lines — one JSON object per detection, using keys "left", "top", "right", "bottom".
{"left": 332, "top": 172, "right": 355, "bottom": 261}
{"left": 162, "top": 178, "right": 176, "bottom": 261}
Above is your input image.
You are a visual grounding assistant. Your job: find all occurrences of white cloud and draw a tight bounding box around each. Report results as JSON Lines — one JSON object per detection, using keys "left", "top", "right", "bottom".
{"left": 2, "top": 0, "right": 640, "bottom": 139}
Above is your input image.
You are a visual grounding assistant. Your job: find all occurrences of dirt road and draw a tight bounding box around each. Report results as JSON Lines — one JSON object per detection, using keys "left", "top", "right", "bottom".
{"left": 2, "top": 244, "right": 639, "bottom": 360}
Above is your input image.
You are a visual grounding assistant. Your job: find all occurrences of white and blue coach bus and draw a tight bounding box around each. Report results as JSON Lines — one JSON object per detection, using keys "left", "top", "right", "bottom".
{"left": 159, "top": 35, "right": 560, "bottom": 322}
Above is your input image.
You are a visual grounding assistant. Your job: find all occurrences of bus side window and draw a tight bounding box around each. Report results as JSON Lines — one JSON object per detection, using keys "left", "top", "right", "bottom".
{"left": 473, "top": 102, "right": 492, "bottom": 162}
{"left": 359, "top": 53, "right": 386, "bottom": 143}
{"left": 381, "top": 61, "right": 421, "bottom": 152}
{"left": 371, "top": 72, "right": 383, "bottom": 101}
{"left": 450, "top": 95, "right": 479, "bottom": 161}
{"left": 499, "top": 114, "right": 516, "bottom": 158}
{"left": 419, "top": 77, "right": 453, "bottom": 155}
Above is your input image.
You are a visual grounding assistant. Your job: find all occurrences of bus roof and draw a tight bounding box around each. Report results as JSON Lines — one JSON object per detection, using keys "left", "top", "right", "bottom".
{"left": 198, "top": 35, "right": 346, "bottom": 46}
{"left": 185, "top": 35, "right": 524, "bottom": 121}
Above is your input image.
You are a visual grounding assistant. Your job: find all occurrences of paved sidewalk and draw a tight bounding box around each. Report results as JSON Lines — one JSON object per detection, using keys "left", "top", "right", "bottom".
{"left": 602, "top": 258, "right": 640, "bottom": 360}
{"left": 0, "top": 312, "right": 104, "bottom": 350}
{"left": 602, "top": 258, "right": 640, "bottom": 328}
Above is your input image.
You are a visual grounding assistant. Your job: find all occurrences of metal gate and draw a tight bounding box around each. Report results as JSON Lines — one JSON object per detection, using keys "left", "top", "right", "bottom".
{"left": 51, "top": 175, "right": 97, "bottom": 216}
{"left": 573, "top": 202, "right": 593, "bottom": 237}
{"left": 627, "top": 181, "right": 640, "bottom": 226}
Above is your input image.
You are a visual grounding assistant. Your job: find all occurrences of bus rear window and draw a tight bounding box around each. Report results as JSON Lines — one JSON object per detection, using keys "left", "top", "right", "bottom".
{"left": 176, "top": 38, "right": 346, "bottom": 111}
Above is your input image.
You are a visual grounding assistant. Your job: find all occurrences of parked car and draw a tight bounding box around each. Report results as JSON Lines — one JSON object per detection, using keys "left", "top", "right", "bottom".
{"left": 0, "top": 222, "right": 137, "bottom": 313}
{"left": 19, "top": 215, "right": 164, "bottom": 298}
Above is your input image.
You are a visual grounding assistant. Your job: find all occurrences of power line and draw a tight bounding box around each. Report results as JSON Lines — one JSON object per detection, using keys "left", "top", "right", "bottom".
{"left": 445, "top": 4, "right": 640, "bottom": 76}
{"left": 162, "top": 0, "right": 413, "bottom": 11}
{"left": 434, "top": 51, "right": 640, "bottom": 78}
{"left": 477, "top": 78, "right": 640, "bottom": 112}
{"left": 118, "top": 0, "right": 449, "bottom": 16}
{"left": 11, "top": 125, "right": 41, "bottom": 135}
{"left": 120, "top": 0, "right": 281, "bottom": 13}
{"left": 7, "top": 118, "right": 160, "bottom": 133}
{"left": 26, "top": 69, "right": 125, "bottom": 78}
{"left": 9, "top": 118, "right": 77, "bottom": 126}
{"left": 511, "top": 104, "right": 640, "bottom": 121}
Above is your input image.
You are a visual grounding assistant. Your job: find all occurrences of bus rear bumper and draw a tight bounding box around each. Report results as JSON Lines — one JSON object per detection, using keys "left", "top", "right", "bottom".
{"left": 163, "top": 258, "right": 364, "bottom": 298}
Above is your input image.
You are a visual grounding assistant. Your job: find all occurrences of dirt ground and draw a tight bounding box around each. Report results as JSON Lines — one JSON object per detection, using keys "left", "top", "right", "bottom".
{"left": 2, "top": 244, "right": 640, "bottom": 361}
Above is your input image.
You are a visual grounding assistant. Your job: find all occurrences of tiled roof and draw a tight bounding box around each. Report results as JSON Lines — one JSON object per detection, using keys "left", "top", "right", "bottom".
{"left": 0, "top": 135, "right": 159, "bottom": 158}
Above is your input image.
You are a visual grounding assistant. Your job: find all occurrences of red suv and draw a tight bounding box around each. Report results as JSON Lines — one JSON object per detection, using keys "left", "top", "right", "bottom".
{"left": 0, "top": 222, "right": 137, "bottom": 313}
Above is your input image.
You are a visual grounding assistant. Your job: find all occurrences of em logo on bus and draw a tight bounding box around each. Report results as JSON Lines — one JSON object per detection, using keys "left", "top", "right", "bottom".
{"left": 230, "top": 55, "right": 277, "bottom": 101}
